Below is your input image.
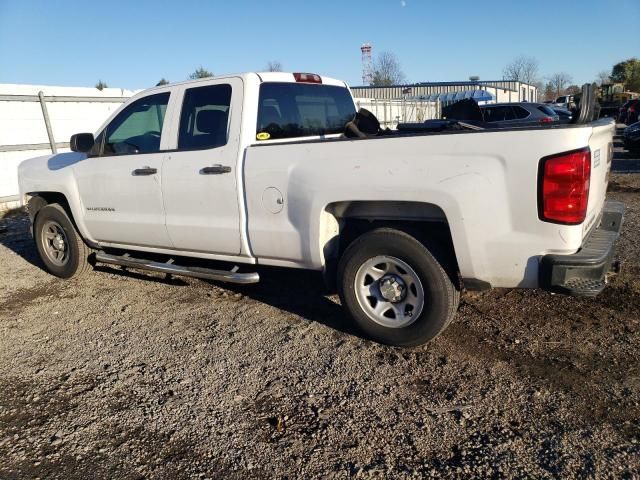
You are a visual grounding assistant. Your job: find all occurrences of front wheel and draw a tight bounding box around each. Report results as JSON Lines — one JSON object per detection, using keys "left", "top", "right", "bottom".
{"left": 338, "top": 228, "right": 460, "bottom": 347}
{"left": 34, "top": 203, "right": 93, "bottom": 279}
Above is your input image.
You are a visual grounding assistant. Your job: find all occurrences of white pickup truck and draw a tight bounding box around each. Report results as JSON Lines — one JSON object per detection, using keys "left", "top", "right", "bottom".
{"left": 18, "top": 72, "right": 623, "bottom": 346}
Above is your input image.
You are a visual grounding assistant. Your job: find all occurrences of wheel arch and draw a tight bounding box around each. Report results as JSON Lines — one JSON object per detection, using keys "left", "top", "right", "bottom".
{"left": 26, "top": 191, "right": 97, "bottom": 248}
{"left": 320, "top": 200, "right": 460, "bottom": 291}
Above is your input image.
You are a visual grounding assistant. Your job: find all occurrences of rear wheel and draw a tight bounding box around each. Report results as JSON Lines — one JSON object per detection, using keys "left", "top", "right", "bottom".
{"left": 34, "top": 204, "right": 93, "bottom": 279}
{"left": 338, "top": 228, "right": 459, "bottom": 347}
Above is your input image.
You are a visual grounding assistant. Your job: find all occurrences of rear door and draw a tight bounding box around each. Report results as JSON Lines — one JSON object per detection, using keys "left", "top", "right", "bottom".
{"left": 73, "top": 91, "right": 174, "bottom": 247}
{"left": 161, "top": 78, "right": 243, "bottom": 255}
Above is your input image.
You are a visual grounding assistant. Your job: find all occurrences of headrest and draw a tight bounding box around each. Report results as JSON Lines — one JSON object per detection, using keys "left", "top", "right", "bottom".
{"left": 196, "top": 109, "right": 228, "bottom": 134}
{"left": 260, "top": 105, "right": 282, "bottom": 128}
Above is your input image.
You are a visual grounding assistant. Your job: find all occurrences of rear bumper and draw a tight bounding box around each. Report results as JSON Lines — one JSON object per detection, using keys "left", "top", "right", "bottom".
{"left": 539, "top": 201, "right": 624, "bottom": 296}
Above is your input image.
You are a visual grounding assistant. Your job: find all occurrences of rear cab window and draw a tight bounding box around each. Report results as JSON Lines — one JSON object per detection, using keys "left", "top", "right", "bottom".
{"left": 256, "top": 83, "right": 356, "bottom": 141}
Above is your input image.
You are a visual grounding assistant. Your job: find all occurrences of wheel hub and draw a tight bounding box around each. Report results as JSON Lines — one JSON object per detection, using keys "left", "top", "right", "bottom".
{"left": 53, "top": 235, "right": 65, "bottom": 251}
{"left": 353, "top": 255, "right": 425, "bottom": 329}
{"left": 379, "top": 275, "right": 406, "bottom": 303}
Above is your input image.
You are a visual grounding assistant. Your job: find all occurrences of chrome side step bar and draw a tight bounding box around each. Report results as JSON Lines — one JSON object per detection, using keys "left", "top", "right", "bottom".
{"left": 94, "top": 251, "right": 260, "bottom": 284}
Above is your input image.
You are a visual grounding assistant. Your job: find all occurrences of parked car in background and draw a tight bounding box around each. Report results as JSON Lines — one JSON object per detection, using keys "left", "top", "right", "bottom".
{"left": 554, "top": 95, "right": 576, "bottom": 110}
{"left": 618, "top": 99, "right": 640, "bottom": 125}
{"left": 552, "top": 107, "right": 573, "bottom": 124}
{"left": 479, "top": 102, "right": 559, "bottom": 127}
{"left": 623, "top": 121, "right": 640, "bottom": 153}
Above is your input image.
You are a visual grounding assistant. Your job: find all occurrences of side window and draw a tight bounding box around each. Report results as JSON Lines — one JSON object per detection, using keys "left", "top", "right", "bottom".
{"left": 482, "top": 107, "right": 496, "bottom": 122}
{"left": 178, "top": 84, "right": 232, "bottom": 150}
{"left": 483, "top": 106, "right": 512, "bottom": 122}
{"left": 512, "top": 106, "right": 530, "bottom": 119}
{"left": 502, "top": 106, "right": 516, "bottom": 120}
{"left": 103, "top": 92, "right": 170, "bottom": 156}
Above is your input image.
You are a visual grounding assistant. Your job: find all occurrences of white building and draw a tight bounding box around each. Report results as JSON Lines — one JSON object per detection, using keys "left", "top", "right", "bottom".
{"left": 351, "top": 80, "right": 538, "bottom": 104}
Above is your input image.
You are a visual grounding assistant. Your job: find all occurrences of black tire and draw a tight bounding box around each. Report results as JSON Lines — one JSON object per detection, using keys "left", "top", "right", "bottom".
{"left": 338, "top": 228, "right": 459, "bottom": 347}
{"left": 34, "top": 203, "right": 93, "bottom": 279}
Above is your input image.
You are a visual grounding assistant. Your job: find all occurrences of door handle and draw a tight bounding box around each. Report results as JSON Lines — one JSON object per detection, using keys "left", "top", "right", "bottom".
{"left": 200, "top": 164, "right": 232, "bottom": 175}
{"left": 133, "top": 167, "right": 157, "bottom": 176}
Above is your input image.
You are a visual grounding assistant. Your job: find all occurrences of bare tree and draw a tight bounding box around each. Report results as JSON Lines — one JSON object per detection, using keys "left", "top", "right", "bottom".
{"left": 371, "top": 51, "right": 406, "bottom": 86}
{"left": 95, "top": 80, "right": 108, "bottom": 91}
{"left": 543, "top": 82, "right": 556, "bottom": 101}
{"left": 502, "top": 55, "right": 539, "bottom": 85}
{"left": 189, "top": 67, "right": 214, "bottom": 79}
{"left": 595, "top": 70, "right": 611, "bottom": 85}
{"left": 547, "top": 72, "right": 573, "bottom": 99}
{"left": 266, "top": 61, "right": 283, "bottom": 72}
{"left": 565, "top": 84, "right": 581, "bottom": 95}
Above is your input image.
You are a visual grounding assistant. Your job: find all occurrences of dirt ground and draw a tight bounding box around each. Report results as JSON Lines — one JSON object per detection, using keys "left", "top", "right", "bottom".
{"left": 1, "top": 152, "right": 639, "bottom": 477}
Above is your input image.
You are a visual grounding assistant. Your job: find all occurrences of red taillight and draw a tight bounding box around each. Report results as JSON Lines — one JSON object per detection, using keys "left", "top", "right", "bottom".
{"left": 293, "top": 72, "right": 322, "bottom": 84}
{"left": 539, "top": 116, "right": 554, "bottom": 123}
{"left": 539, "top": 148, "right": 591, "bottom": 225}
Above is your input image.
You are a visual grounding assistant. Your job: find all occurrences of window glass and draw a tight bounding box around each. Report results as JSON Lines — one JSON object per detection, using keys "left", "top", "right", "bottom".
{"left": 104, "top": 93, "right": 170, "bottom": 155}
{"left": 512, "top": 106, "right": 530, "bottom": 119}
{"left": 256, "top": 83, "right": 356, "bottom": 140}
{"left": 537, "top": 105, "right": 556, "bottom": 116}
{"left": 179, "top": 84, "right": 232, "bottom": 150}
{"left": 483, "top": 106, "right": 513, "bottom": 122}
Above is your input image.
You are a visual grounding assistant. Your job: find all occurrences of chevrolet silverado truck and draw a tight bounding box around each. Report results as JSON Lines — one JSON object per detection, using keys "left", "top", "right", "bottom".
{"left": 18, "top": 72, "right": 623, "bottom": 346}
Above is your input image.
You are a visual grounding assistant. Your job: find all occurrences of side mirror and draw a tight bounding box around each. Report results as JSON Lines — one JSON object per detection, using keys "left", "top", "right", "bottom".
{"left": 70, "top": 133, "right": 95, "bottom": 153}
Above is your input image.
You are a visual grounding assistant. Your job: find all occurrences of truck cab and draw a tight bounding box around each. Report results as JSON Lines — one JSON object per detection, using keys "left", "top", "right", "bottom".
{"left": 18, "top": 73, "right": 623, "bottom": 346}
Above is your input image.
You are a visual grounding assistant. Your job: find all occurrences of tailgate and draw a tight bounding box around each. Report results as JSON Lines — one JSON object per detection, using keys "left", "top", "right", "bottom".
{"left": 583, "top": 120, "right": 615, "bottom": 237}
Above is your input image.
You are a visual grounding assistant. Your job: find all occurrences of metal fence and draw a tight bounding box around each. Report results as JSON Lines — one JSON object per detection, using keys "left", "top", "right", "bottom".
{"left": 354, "top": 98, "right": 441, "bottom": 129}
{"left": 0, "top": 88, "right": 130, "bottom": 202}
{"left": 0, "top": 92, "right": 127, "bottom": 155}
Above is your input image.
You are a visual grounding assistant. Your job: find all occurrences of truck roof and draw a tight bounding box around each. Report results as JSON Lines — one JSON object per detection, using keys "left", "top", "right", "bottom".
{"left": 142, "top": 72, "right": 348, "bottom": 96}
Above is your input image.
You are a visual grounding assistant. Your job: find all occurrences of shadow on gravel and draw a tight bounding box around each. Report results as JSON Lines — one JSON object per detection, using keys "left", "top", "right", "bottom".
{"left": 213, "top": 267, "right": 361, "bottom": 338}
{"left": 0, "top": 212, "right": 45, "bottom": 270}
{"left": 95, "top": 260, "right": 362, "bottom": 339}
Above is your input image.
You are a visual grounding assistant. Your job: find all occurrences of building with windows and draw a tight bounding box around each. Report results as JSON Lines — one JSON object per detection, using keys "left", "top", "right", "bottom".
{"left": 351, "top": 80, "right": 538, "bottom": 104}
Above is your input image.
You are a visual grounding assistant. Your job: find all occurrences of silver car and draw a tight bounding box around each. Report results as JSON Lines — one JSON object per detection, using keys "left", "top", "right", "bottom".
{"left": 480, "top": 103, "right": 560, "bottom": 127}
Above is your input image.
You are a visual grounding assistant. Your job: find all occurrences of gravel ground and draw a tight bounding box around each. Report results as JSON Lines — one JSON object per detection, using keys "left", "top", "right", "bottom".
{"left": 1, "top": 171, "right": 639, "bottom": 477}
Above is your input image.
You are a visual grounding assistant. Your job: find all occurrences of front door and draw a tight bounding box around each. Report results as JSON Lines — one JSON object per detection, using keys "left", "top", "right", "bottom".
{"left": 74, "top": 91, "right": 174, "bottom": 248}
{"left": 161, "top": 79, "right": 242, "bottom": 255}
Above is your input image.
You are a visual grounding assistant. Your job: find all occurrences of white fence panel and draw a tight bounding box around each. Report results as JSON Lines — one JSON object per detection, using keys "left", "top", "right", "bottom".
{"left": 0, "top": 84, "right": 135, "bottom": 200}
{"left": 354, "top": 98, "right": 441, "bottom": 129}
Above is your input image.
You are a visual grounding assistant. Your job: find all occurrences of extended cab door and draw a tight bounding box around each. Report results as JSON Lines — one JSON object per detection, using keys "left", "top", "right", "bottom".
{"left": 161, "top": 78, "right": 243, "bottom": 255}
{"left": 73, "top": 91, "right": 175, "bottom": 248}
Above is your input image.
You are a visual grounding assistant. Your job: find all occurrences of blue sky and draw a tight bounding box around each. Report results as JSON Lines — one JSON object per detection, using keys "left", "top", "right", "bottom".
{"left": 0, "top": 0, "right": 638, "bottom": 89}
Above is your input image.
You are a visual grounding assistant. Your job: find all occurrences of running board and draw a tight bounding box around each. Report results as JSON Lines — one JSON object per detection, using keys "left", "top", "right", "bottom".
{"left": 94, "top": 251, "right": 260, "bottom": 284}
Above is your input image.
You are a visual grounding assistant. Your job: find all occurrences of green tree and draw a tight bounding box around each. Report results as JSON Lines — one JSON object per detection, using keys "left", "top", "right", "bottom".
{"left": 156, "top": 78, "right": 169, "bottom": 86}
{"left": 611, "top": 58, "right": 640, "bottom": 92}
{"left": 95, "top": 80, "right": 107, "bottom": 91}
{"left": 189, "top": 67, "right": 214, "bottom": 79}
